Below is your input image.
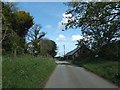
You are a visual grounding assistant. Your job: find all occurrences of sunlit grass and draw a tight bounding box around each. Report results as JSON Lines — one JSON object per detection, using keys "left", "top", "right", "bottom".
{"left": 2, "top": 55, "right": 56, "bottom": 88}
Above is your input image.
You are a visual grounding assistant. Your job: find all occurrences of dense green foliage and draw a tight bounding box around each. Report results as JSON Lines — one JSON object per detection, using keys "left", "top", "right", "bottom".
{"left": 40, "top": 38, "right": 57, "bottom": 57}
{"left": 2, "top": 55, "right": 56, "bottom": 88}
{"left": 2, "top": 2, "right": 34, "bottom": 56}
{"left": 99, "top": 41, "right": 120, "bottom": 60}
{"left": 14, "top": 11, "right": 34, "bottom": 38}
{"left": 72, "top": 58, "right": 119, "bottom": 86}
{"left": 65, "top": 2, "right": 120, "bottom": 59}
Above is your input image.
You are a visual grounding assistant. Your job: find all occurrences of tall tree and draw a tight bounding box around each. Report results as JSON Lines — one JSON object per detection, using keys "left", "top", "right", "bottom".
{"left": 65, "top": 2, "right": 120, "bottom": 52}
{"left": 14, "top": 11, "right": 34, "bottom": 38}
{"left": 2, "top": 2, "right": 18, "bottom": 54}
{"left": 2, "top": 2, "right": 18, "bottom": 42}
{"left": 27, "top": 24, "right": 46, "bottom": 56}
{"left": 48, "top": 40, "right": 57, "bottom": 57}
{"left": 13, "top": 11, "right": 34, "bottom": 54}
{"left": 2, "top": 2, "right": 34, "bottom": 57}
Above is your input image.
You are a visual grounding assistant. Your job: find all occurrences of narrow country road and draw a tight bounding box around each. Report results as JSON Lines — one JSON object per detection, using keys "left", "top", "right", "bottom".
{"left": 45, "top": 61, "right": 118, "bottom": 88}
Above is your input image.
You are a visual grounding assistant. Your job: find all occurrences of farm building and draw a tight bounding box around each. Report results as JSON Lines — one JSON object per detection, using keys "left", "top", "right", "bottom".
{"left": 64, "top": 45, "right": 91, "bottom": 60}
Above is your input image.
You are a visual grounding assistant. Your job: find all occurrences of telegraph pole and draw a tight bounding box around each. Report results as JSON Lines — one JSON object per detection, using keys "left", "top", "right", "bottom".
{"left": 63, "top": 44, "right": 65, "bottom": 56}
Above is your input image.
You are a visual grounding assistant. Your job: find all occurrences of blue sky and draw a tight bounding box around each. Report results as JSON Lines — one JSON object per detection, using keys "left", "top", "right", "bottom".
{"left": 18, "top": 2, "right": 82, "bottom": 56}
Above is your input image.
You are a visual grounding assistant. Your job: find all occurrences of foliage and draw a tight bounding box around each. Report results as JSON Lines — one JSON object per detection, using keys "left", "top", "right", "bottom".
{"left": 27, "top": 25, "right": 57, "bottom": 57}
{"left": 65, "top": 2, "right": 120, "bottom": 53}
{"left": 27, "top": 24, "right": 46, "bottom": 55}
{"left": 75, "top": 36, "right": 92, "bottom": 49}
{"left": 2, "top": 55, "right": 56, "bottom": 88}
{"left": 14, "top": 11, "right": 34, "bottom": 38}
{"left": 2, "top": 2, "right": 19, "bottom": 54}
{"left": 2, "top": 2, "right": 18, "bottom": 42}
{"left": 40, "top": 38, "right": 57, "bottom": 57}
{"left": 99, "top": 40, "right": 120, "bottom": 60}
{"left": 13, "top": 11, "right": 34, "bottom": 55}
{"left": 2, "top": 2, "right": 34, "bottom": 56}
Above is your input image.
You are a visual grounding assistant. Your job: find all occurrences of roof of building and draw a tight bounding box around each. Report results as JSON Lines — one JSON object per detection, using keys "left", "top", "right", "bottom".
{"left": 65, "top": 46, "right": 80, "bottom": 56}
{"left": 65, "top": 45, "right": 91, "bottom": 56}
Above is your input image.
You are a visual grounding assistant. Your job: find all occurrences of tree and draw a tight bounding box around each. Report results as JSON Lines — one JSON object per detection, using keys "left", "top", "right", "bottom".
{"left": 48, "top": 40, "right": 57, "bottom": 57}
{"left": 14, "top": 11, "right": 34, "bottom": 38}
{"left": 2, "top": 2, "right": 18, "bottom": 43}
{"left": 40, "top": 38, "right": 57, "bottom": 57}
{"left": 27, "top": 24, "right": 46, "bottom": 56}
{"left": 2, "top": 2, "right": 19, "bottom": 55}
{"left": 2, "top": 2, "right": 34, "bottom": 57}
{"left": 99, "top": 40, "right": 120, "bottom": 60}
{"left": 65, "top": 2, "right": 120, "bottom": 53}
{"left": 13, "top": 11, "right": 34, "bottom": 54}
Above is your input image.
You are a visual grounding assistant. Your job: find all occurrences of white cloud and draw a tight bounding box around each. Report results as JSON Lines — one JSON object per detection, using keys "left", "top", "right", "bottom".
{"left": 57, "top": 13, "right": 73, "bottom": 33}
{"left": 72, "top": 35, "right": 83, "bottom": 42}
{"left": 56, "top": 34, "right": 66, "bottom": 42}
{"left": 44, "top": 25, "right": 52, "bottom": 29}
{"left": 61, "top": 13, "right": 73, "bottom": 26}
{"left": 63, "top": 13, "right": 72, "bottom": 19}
{"left": 56, "top": 34, "right": 84, "bottom": 42}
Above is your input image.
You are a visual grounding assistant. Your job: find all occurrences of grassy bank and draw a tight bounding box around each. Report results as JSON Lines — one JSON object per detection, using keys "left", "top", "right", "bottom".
{"left": 72, "top": 58, "right": 119, "bottom": 86}
{"left": 2, "top": 55, "right": 56, "bottom": 88}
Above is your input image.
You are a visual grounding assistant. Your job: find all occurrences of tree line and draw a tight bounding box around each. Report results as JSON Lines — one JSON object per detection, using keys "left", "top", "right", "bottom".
{"left": 64, "top": 2, "right": 120, "bottom": 60}
{"left": 2, "top": 2, "right": 57, "bottom": 58}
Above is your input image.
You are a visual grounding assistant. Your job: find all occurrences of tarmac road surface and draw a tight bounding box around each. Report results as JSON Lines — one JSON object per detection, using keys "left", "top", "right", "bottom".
{"left": 45, "top": 61, "right": 118, "bottom": 88}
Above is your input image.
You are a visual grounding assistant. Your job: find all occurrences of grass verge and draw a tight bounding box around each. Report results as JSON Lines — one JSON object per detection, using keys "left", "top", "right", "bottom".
{"left": 72, "top": 58, "right": 119, "bottom": 86}
{"left": 2, "top": 55, "right": 56, "bottom": 88}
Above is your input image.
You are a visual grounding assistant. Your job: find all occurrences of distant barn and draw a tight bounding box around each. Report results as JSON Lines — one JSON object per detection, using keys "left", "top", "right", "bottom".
{"left": 64, "top": 45, "right": 91, "bottom": 60}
